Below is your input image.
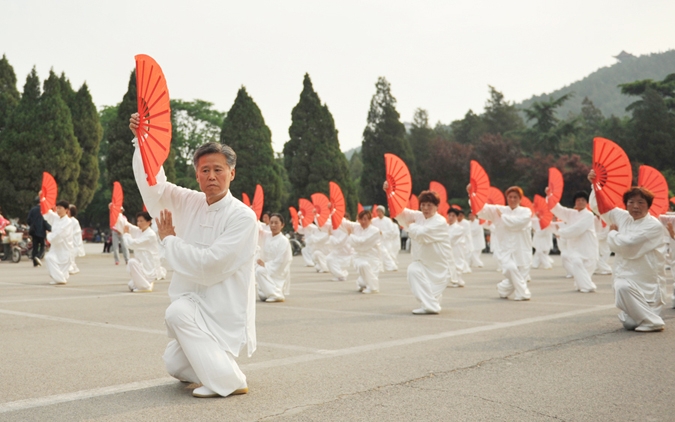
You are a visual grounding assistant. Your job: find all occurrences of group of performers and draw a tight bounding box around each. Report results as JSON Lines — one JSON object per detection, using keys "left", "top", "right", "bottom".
{"left": 27, "top": 111, "right": 671, "bottom": 400}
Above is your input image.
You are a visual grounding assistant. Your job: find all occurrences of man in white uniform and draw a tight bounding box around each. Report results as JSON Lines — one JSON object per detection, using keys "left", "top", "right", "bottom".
{"left": 548, "top": 190, "right": 598, "bottom": 292}
{"left": 457, "top": 210, "right": 474, "bottom": 273}
{"left": 123, "top": 211, "right": 166, "bottom": 293}
{"left": 446, "top": 209, "right": 466, "bottom": 287}
{"left": 68, "top": 205, "right": 85, "bottom": 275}
{"left": 393, "top": 188, "right": 454, "bottom": 315}
{"left": 297, "top": 221, "right": 317, "bottom": 267}
{"left": 593, "top": 215, "right": 613, "bottom": 275}
{"left": 589, "top": 170, "right": 667, "bottom": 332}
{"left": 130, "top": 114, "right": 257, "bottom": 398}
{"left": 471, "top": 185, "right": 532, "bottom": 301}
{"left": 256, "top": 213, "right": 293, "bottom": 302}
{"left": 342, "top": 210, "right": 382, "bottom": 294}
{"left": 531, "top": 213, "right": 554, "bottom": 270}
{"left": 371, "top": 206, "right": 400, "bottom": 271}
{"left": 44, "top": 200, "right": 74, "bottom": 285}
{"left": 326, "top": 216, "right": 354, "bottom": 281}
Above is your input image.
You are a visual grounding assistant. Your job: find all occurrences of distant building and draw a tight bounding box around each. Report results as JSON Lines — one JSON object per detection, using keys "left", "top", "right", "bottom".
{"left": 614, "top": 51, "right": 637, "bottom": 62}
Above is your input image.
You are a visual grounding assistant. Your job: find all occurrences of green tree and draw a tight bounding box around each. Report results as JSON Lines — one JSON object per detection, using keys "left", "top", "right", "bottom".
{"left": 449, "top": 110, "right": 485, "bottom": 144}
{"left": 284, "top": 74, "right": 357, "bottom": 215}
{"left": 482, "top": 86, "right": 524, "bottom": 135}
{"left": 519, "top": 94, "right": 578, "bottom": 155}
{"left": 626, "top": 87, "right": 675, "bottom": 171}
{"left": 620, "top": 73, "right": 675, "bottom": 111}
{"left": 360, "top": 77, "right": 415, "bottom": 205}
{"left": 0, "top": 54, "right": 20, "bottom": 133}
{"left": 408, "top": 108, "right": 435, "bottom": 190}
{"left": 221, "top": 87, "right": 285, "bottom": 213}
{"left": 58, "top": 74, "right": 102, "bottom": 210}
{"left": 107, "top": 70, "right": 144, "bottom": 218}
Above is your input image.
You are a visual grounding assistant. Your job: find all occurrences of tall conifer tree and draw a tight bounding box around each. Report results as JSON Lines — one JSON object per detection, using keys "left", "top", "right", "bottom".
{"left": 221, "top": 87, "right": 285, "bottom": 212}
{"left": 58, "top": 74, "right": 103, "bottom": 210}
{"left": 283, "top": 74, "right": 357, "bottom": 216}
{"left": 408, "top": 108, "right": 434, "bottom": 192}
{"left": 0, "top": 54, "right": 20, "bottom": 133}
{"left": 360, "top": 77, "right": 415, "bottom": 206}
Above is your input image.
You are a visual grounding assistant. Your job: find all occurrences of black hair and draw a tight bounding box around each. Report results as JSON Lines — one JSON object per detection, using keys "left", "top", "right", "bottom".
{"left": 136, "top": 211, "right": 152, "bottom": 222}
{"left": 269, "top": 213, "right": 285, "bottom": 225}
{"left": 573, "top": 191, "right": 589, "bottom": 203}
{"left": 56, "top": 200, "right": 70, "bottom": 209}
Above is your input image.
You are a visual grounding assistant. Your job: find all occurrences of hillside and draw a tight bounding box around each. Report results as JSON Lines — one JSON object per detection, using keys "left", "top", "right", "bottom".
{"left": 516, "top": 50, "right": 675, "bottom": 119}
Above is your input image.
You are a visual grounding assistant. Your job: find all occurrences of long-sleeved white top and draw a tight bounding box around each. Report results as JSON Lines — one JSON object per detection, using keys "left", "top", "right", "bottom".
{"left": 532, "top": 217, "right": 553, "bottom": 252}
{"left": 477, "top": 204, "right": 532, "bottom": 266}
{"left": 133, "top": 143, "right": 258, "bottom": 357}
{"left": 342, "top": 220, "right": 381, "bottom": 263}
{"left": 45, "top": 211, "right": 74, "bottom": 260}
{"left": 459, "top": 219, "right": 474, "bottom": 252}
{"left": 591, "top": 191, "right": 667, "bottom": 305}
{"left": 123, "top": 225, "right": 165, "bottom": 280}
{"left": 397, "top": 208, "right": 454, "bottom": 279}
{"left": 258, "top": 231, "right": 293, "bottom": 295}
{"left": 70, "top": 217, "right": 85, "bottom": 257}
{"left": 329, "top": 223, "right": 354, "bottom": 257}
{"left": 550, "top": 203, "right": 598, "bottom": 258}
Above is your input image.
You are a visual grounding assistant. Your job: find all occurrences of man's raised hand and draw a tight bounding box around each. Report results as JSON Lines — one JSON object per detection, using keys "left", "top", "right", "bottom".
{"left": 157, "top": 209, "right": 176, "bottom": 241}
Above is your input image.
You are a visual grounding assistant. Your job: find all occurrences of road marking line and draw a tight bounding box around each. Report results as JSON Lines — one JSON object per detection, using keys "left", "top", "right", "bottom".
{"left": 0, "top": 304, "right": 616, "bottom": 413}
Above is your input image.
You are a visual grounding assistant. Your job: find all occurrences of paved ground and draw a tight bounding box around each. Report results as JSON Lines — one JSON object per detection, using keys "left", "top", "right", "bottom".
{"left": 0, "top": 243, "right": 673, "bottom": 421}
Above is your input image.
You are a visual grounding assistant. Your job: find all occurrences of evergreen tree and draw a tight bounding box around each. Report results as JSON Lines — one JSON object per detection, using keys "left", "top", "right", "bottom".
{"left": 0, "top": 54, "right": 20, "bottom": 133}
{"left": 449, "top": 110, "right": 485, "bottom": 144}
{"left": 408, "top": 108, "right": 434, "bottom": 190}
{"left": 283, "top": 74, "right": 357, "bottom": 216}
{"left": 519, "top": 94, "right": 578, "bottom": 155}
{"left": 482, "top": 86, "right": 524, "bottom": 135}
{"left": 107, "top": 70, "right": 144, "bottom": 218}
{"left": 627, "top": 87, "right": 675, "bottom": 171}
{"left": 360, "top": 77, "right": 415, "bottom": 205}
{"left": 221, "top": 87, "right": 285, "bottom": 212}
{"left": 58, "top": 74, "right": 102, "bottom": 210}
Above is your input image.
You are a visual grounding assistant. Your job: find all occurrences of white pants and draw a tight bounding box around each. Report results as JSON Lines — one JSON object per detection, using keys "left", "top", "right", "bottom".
{"left": 327, "top": 252, "right": 350, "bottom": 280}
{"left": 301, "top": 246, "right": 315, "bottom": 266}
{"left": 614, "top": 278, "right": 664, "bottom": 330}
{"left": 381, "top": 248, "right": 398, "bottom": 271}
{"left": 312, "top": 250, "right": 329, "bottom": 273}
{"left": 497, "top": 260, "right": 531, "bottom": 300}
{"left": 470, "top": 250, "right": 484, "bottom": 267}
{"left": 595, "top": 240, "right": 612, "bottom": 274}
{"left": 566, "top": 255, "right": 597, "bottom": 292}
{"left": 45, "top": 252, "right": 70, "bottom": 284}
{"left": 163, "top": 297, "right": 247, "bottom": 396}
{"left": 127, "top": 258, "right": 154, "bottom": 291}
{"left": 532, "top": 249, "right": 553, "bottom": 269}
{"left": 408, "top": 262, "right": 447, "bottom": 312}
{"left": 354, "top": 258, "right": 379, "bottom": 291}
{"left": 255, "top": 265, "right": 284, "bottom": 301}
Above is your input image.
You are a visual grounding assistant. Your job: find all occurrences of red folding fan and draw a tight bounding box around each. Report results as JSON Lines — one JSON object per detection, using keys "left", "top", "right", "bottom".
{"left": 358, "top": 203, "right": 364, "bottom": 214}
{"left": 311, "top": 193, "right": 330, "bottom": 228}
{"left": 520, "top": 196, "right": 534, "bottom": 213}
{"left": 329, "top": 182, "right": 346, "bottom": 230}
{"left": 408, "top": 194, "right": 419, "bottom": 211}
{"left": 40, "top": 172, "right": 57, "bottom": 215}
{"left": 547, "top": 168, "right": 564, "bottom": 210}
{"left": 638, "top": 165, "right": 669, "bottom": 217}
{"left": 242, "top": 193, "right": 251, "bottom": 207}
{"left": 110, "top": 181, "right": 124, "bottom": 228}
{"left": 251, "top": 184, "right": 264, "bottom": 220}
{"left": 289, "top": 206, "right": 299, "bottom": 231}
{"left": 372, "top": 204, "right": 378, "bottom": 214}
{"left": 135, "top": 54, "right": 172, "bottom": 186}
{"left": 469, "top": 161, "right": 490, "bottom": 215}
{"left": 450, "top": 204, "right": 462, "bottom": 211}
{"left": 533, "top": 194, "right": 552, "bottom": 229}
{"left": 384, "top": 153, "right": 412, "bottom": 218}
{"left": 670, "top": 197, "right": 675, "bottom": 207}
{"left": 487, "top": 186, "right": 505, "bottom": 206}
{"left": 298, "top": 198, "right": 315, "bottom": 228}
{"left": 429, "top": 181, "right": 449, "bottom": 216}
{"left": 592, "top": 137, "right": 632, "bottom": 214}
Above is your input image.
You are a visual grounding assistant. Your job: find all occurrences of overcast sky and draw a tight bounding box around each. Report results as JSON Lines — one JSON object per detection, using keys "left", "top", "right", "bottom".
{"left": 2, "top": 1, "right": 674, "bottom": 152}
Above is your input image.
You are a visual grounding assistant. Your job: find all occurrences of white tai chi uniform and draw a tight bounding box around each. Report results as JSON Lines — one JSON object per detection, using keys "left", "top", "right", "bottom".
{"left": 372, "top": 215, "right": 399, "bottom": 271}
{"left": 69, "top": 216, "right": 85, "bottom": 274}
{"left": 397, "top": 208, "right": 453, "bottom": 313}
{"left": 446, "top": 222, "right": 466, "bottom": 287}
{"left": 531, "top": 217, "right": 554, "bottom": 269}
{"left": 326, "top": 222, "right": 354, "bottom": 281}
{"left": 657, "top": 214, "right": 675, "bottom": 308}
{"left": 459, "top": 219, "right": 473, "bottom": 272}
{"left": 594, "top": 216, "right": 613, "bottom": 275}
{"left": 44, "top": 211, "right": 74, "bottom": 284}
{"left": 298, "top": 224, "right": 317, "bottom": 267}
{"left": 123, "top": 225, "right": 166, "bottom": 292}
{"left": 255, "top": 230, "right": 292, "bottom": 302}
{"left": 591, "top": 195, "right": 667, "bottom": 331}
{"left": 342, "top": 220, "right": 382, "bottom": 293}
{"left": 133, "top": 143, "right": 257, "bottom": 397}
{"left": 477, "top": 204, "right": 532, "bottom": 300}
{"left": 469, "top": 219, "right": 485, "bottom": 268}
{"left": 550, "top": 203, "right": 598, "bottom": 292}
{"left": 309, "top": 220, "right": 331, "bottom": 273}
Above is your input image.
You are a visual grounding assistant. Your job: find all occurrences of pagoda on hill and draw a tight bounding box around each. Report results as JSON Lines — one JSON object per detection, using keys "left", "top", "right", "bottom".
{"left": 613, "top": 51, "right": 637, "bottom": 62}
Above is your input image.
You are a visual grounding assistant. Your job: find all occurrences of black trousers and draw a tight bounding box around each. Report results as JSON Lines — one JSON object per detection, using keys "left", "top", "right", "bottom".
{"left": 31, "top": 235, "right": 45, "bottom": 259}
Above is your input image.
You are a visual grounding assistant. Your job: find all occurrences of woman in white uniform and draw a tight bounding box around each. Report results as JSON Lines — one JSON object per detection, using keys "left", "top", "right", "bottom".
{"left": 123, "top": 211, "right": 166, "bottom": 292}
{"left": 342, "top": 210, "right": 382, "bottom": 294}
{"left": 256, "top": 213, "right": 293, "bottom": 302}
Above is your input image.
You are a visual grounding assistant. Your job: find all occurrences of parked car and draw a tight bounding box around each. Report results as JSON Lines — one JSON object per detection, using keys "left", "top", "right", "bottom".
{"left": 82, "top": 227, "right": 96, "bottom": 243}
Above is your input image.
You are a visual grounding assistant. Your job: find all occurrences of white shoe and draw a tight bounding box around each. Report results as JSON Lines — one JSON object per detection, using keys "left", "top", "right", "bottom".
{"left": 634, "top": 324, "right": 664, "bottom": 332}
{"left": 579, "top": 289, "right": 595, "bottom": 293}
{"left": 514, "top": 296, "right": 531, "bottom": 301}
{"left": 133, "top": 282, "right": 154, "bottom": 293}
{"left": 265, "top": 297, "right": 285, "bottom": 302}
{"left": 362, "top": 287, "right": 378, "bottom": 294}
{"left": 412, "top": 308, "right": 439, "bottom": 315}
{"left": 49, "top": 281, "right": 67, "bottom": 285}
{"left": 192, "top": 386, "right": 220, "bottom": 398}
